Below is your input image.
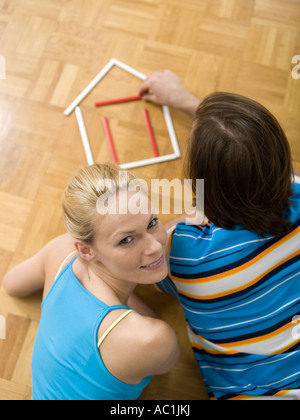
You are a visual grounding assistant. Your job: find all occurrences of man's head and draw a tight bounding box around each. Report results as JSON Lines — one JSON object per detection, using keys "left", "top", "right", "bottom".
{"left": 188, "top": 92, "right": 293, "bottom": 237}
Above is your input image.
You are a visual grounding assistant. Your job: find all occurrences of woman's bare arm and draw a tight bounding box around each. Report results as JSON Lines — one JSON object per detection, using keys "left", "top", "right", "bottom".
{"left": 2, "top": 234, "right": 75, "bottom": 297}
{"left": 2, "top": 247, "right": 48, "bottom": 297}
{"left": 100, "top": 313, "right": 181, "bottom": 384}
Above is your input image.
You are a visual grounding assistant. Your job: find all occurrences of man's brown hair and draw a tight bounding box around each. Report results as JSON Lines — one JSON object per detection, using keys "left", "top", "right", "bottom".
{"left": 188, "top": 92, "right": 293, "bottom": 237}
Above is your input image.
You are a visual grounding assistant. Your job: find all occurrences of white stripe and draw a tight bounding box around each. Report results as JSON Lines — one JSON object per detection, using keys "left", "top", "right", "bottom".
{"left": 188, "top": 323, "right": 300, "bottom": 355}
{"left": 200, "top": 352, "right": 295, "bottom": 373}
{"left": 244, "top": 393, "right": 300, "bottom": 400}
{"left": 173, "top": 227, "right": 223, "bottom": 242}
{"left": 209, "top": 383, "right": 252, "bottom": 391}
{"left": 174, "top": 233, "right": 299, "bottom": 298}
{"left": 187, "top": 327, "right": 231, "bottom": 354}
{"left": 257, "top": 371, "right": 300, "bottom": 388}
{"left": 205, "top": 296, "right": 300, "bottom": 331}
{"left": 170, "top": 236, "right": 273, "bottom": 263}
{"left": 174, "top": 233, "right": 212, "bottom": 241}
{"left": 182, "top": 271, "right": 300, "bottom": 317}
{"left": 292, "top": 174, "right": 300, "bottom": 184}
{"left": 189, "top": 295, "right": 300, "bottom": 336}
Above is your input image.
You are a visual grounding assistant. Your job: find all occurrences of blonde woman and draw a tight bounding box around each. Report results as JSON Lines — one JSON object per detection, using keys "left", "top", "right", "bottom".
{"left": 2, "top": 164, "right": 180, "bottom": 400}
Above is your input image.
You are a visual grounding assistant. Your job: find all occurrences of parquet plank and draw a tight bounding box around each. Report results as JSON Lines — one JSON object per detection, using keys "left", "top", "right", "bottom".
{"left": 0, "top": 0, "right": 299, "bottom": 401}
{"left": 0, "top": 314, "right": 31, "bottom": 380}
{"left": 0, "top": 378, "right": 31, "bottom": 401}
{"left": 0, "top": 193, "right": 31, "bottom": 252}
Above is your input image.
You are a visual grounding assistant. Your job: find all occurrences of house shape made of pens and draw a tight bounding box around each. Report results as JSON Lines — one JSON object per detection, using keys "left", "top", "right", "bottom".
{"left": 64, "top": 59, "right": 181, "bottom": 170}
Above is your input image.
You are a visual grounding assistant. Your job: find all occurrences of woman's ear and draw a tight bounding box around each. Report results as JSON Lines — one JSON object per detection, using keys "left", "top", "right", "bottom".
{"left": 74, "top": 241, "right": 97, "bottom": 262}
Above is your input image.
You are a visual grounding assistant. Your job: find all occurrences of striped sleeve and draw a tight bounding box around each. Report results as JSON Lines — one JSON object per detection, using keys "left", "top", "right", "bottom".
{"left": 156, "top": 226, "right": 180, "bottom": 297}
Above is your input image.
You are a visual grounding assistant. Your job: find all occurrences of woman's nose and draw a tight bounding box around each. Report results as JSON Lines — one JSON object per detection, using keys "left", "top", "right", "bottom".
{"left": 144, "top": 234, "right": 162, "bottom": 256}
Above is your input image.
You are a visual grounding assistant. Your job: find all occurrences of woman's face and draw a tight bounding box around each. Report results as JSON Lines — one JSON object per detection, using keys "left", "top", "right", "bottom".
{"left": 90, "top": 190, "right": 168, "bottom": 286}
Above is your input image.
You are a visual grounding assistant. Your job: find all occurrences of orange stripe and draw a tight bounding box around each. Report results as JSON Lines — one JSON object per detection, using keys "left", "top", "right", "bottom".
{"left": 212, "top": 390, "right": 295, "bottom": 400}
{"left": 294, "top": 174, "right": 300, "bottom": 182}
{"left": 273, "top": 390, "right": 293, "bottom": 397}
{"left": 190, "top": 322, "right": 300, "bottom": 355}
{"left": 167, "top": 229, "right": 174, "bottom": 279}
{"left": 172, "top": 249, "right": 299, "bottom": 300}
{"left": 226, "top": 391, "right": 292, "bottom": 400}
{"left": 190, "top": 340, "right": 239, "bottom": 356}
{"left": 272, "top": 337, "right": 300, "bottom": 355}
{"left": 226, "top": 395, "right": 255, "bottom": 400}
{"left": 168, "top": 228, "right": 173, "bottom": 254}
{"left": 221, "top": 322, "right": 293, "bottom": 349}
{"left": 172, "top": 227, "right": 299, "bottom": 285}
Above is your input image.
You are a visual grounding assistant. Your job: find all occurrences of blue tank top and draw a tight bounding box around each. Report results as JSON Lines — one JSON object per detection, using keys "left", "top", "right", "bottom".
{"left": 31, "top": 257, "right": 152, "bottom": 400}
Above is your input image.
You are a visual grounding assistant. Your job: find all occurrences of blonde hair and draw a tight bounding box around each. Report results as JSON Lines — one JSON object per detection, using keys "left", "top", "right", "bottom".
{"left": 62, "top": 163, "right": 137, "bottom": 244}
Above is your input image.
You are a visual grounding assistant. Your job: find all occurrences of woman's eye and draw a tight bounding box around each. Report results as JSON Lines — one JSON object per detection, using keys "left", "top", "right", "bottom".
{"left": 119, "top": 236, "right": 133, "bottom": 246}
{"left": 148, "top": 217, "right": 159, "bottom": 229}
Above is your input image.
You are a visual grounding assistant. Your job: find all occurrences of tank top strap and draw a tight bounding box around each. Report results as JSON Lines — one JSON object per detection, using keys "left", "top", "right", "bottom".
{"left": 54, "top": 250, "right": 78, "bottom": 281}
{"left": 97, "top": 309, "right": 134, "bottom": 349}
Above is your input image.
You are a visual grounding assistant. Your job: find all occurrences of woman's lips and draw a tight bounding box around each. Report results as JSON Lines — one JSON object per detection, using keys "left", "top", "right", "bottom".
{"left": 140, "top": 255, "right": 165, "bottom": 271}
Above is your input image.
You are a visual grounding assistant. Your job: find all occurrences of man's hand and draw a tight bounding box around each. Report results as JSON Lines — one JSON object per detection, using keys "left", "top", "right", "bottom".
{"left": 139, "top": 70, "right": 201, "bottom": 118}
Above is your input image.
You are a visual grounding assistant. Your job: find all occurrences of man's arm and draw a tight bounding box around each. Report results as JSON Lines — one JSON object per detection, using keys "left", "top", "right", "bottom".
{"left": 139, "top": 70, "right": 201, "bottom": 118}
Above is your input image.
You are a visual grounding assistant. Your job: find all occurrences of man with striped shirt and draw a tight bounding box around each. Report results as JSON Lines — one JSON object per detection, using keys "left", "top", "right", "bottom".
{"left": 140, "top": 72, "right": 300, "bottom": 399}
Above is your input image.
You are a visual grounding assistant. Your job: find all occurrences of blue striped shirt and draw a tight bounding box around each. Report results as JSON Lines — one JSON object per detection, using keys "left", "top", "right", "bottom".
{"left": 157, "top": 175, "right": 300, "bottom": 400}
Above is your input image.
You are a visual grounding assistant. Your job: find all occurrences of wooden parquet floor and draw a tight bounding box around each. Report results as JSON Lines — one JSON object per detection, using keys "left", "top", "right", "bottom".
{"left": 0, "top": 0, "right": 299, "bottom": 401}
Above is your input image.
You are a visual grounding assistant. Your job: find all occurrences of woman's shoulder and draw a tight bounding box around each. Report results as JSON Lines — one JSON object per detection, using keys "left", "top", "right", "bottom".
{"left": 43, "top": 233, "right": 77, "bottom": 297}
{"left": 99, "top": 310, "right": 180, "bottom": 384}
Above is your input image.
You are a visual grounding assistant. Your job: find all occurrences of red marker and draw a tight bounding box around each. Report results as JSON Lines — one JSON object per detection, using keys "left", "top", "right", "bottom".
{"left": 102, "top": 116, "right": 119, "bottom": 165}
{"left": 143, "top": 108, "right": 159, "bottom": 157}
{"left": 95, "top": 95, "right": 142, "bottom": 107}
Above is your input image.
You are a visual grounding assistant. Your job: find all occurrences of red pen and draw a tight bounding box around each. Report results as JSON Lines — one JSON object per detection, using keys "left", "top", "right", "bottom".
{"left": 95, "top": 95, "right": 142, "bottom": 107}
{"left": 143, "top": 108, "right": 159, "bottom": 157}
{"left": 102, "top": 116, "right": 119, "bottom": 165}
